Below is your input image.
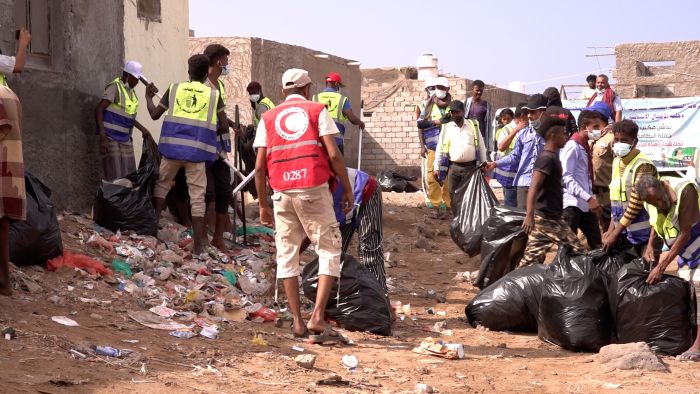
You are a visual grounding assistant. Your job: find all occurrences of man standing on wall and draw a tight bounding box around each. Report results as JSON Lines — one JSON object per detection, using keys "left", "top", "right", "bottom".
{"left": 580, "top": 74, "right": 597, "bottom": 100}
{"left": 587, "top": 74, "right": 623, "bottom": 123}
{"left": 312, "top": 72, "right": 364, "bottom": 155}
{"left": 94, "top": 61, "right": 152, "bottom": 181}
{"left": 464, "top": 80, "right": 492, "bottom": 153}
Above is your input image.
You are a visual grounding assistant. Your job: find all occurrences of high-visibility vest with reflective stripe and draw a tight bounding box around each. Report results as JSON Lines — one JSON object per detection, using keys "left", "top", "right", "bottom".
{"left": 158, "top": 81, "right": 219, "bottom": 163}
{"left": 103, "top": 78, "right": 139, "bottom": 143}
{"left": 646, "top": 177, "right": 700, "bottom": 268}
{"left": 493, "top": 124, "right": 518, "bottom": 187}
{"left": 418, "top": 100, "right": 447, "bottom": 151}
{"left": 0, "top": 74, "right": 7, "bottom": 87}
{"left": 609, "top": 152, "right": 654, "bottom": 244}
{"left": 213, "top": 79, "right": 231, "bottom": 153}
{"left": 313, "top": 91, "right": 349, "bottom": 125}
{"left": 253, "top": 96, "right": 276, "bottom": 127}
{"left": 436, "top": 119, "right": 480, "bottom": 182}
{"left": 263, "top": 98, "right": 331, "bottom": 191}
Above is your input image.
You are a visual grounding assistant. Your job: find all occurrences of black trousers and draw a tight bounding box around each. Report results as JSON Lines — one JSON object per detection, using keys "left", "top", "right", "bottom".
{"left": 563, "top": 206, "right": 602, "bottom": 250}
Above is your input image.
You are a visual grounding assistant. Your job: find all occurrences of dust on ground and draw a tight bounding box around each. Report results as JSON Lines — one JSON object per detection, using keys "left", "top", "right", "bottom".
{"left": 1, "top": 191, "right": 698, "bottom": 394}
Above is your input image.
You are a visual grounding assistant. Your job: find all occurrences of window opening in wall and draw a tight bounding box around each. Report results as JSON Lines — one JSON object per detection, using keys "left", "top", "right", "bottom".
{"left": 137, "top": 0, "right": 162, "bottom": 22}
{"left": 637, "top": 60, "right": 676, "bottom": 77}
{"left": 14, "top": 0, "right": 50, "bottom": 56}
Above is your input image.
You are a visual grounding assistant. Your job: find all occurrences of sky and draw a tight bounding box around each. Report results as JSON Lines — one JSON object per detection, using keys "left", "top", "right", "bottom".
{"left": 190, "top": 0, "right": 700, "bottom": 95}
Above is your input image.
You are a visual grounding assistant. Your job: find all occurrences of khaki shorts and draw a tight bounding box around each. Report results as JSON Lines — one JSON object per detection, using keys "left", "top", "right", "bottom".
{"left": 154, "top": 158, "right": 207, "bottom": 217}
{"left": 273, "top": 185, "right": 341, "bottom": 279}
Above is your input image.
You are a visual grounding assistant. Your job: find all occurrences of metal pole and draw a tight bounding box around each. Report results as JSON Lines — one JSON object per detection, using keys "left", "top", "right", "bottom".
{"left": 357, "top": 99, "right": 364, "bottom": 171}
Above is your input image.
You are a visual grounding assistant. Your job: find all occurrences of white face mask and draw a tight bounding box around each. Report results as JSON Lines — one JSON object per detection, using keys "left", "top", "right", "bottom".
{"left": 596, "top": 88, "right": 605, "bottom": 94}
{"left": 529, "top": 119, "right": 541, "bottom": 130}
{"left": 612, "top": 142, "right": 633, "bottom": 157}
{"left": 588, "top": 129, "right": 602, "bottom": 141}
{"left": 428, "top": 89, "right": 437, "bottom": 97}
{"left": 220, "top": 64, "right": 230, "bottom": 76}
{"left": 249, "top": 94, "right": 261, "bottom": 102}
{"left": 434, "top": 89, "right": 447, "bottom": 99}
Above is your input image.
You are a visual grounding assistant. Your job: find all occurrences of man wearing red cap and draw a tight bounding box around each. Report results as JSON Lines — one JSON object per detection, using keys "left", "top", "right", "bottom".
{"left": 312, "top": 72, "right": 364, "bottom": 154}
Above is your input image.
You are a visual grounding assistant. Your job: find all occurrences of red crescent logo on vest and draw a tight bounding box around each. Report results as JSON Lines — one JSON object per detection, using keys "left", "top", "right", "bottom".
{"left": 274, "top": 107, "right": 309, "bottom": 141}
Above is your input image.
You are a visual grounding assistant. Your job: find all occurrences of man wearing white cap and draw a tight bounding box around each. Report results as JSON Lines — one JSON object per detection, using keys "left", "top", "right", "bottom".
{"left": 416, "top": 77, "right": 452, "bottom": 215}
{"left": 254, "top": 68, "right": 354, "bottom": 342}
{"left": 94, "top": 60, "right": 151, "bottom": 181}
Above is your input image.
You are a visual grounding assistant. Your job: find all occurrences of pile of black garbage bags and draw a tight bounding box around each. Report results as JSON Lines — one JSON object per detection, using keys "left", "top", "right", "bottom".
{"left": 466, "top": 244, "right": 697, "bottom": 355}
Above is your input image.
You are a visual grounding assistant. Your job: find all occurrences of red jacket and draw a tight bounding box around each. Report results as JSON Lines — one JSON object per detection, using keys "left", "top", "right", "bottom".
{"left": 263, "top": 98, "right": 332, "bottom": 191}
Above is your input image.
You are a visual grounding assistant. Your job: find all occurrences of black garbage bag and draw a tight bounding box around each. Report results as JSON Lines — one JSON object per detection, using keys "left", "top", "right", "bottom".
{"left": 377, "top": 170, "right": 418, "bottom": 193}
{"left": 587, "top": 246, "right": 637, "bottom": 280}
{"left": 476, "top": 206, "right": 527, "bottom": 289}
{"left": 302, "top": 255, "right": 392, "bottom": 336}
{"left": 94, "top": 135, "right": 159, "bottom": 236}
{"left": 537, "top": 245, "right": 613, "bottom": 352}
{"left": 9, "top": 172, "right": 63, "bottom": 266}
{"left": 609, "top": 259, "right": 697, "bottom": 355}
{"left": 450, "top": 169, "right": 497, "bottom": 256}
{"left": 466, "top": 264, "right": 547, "bottom": 332}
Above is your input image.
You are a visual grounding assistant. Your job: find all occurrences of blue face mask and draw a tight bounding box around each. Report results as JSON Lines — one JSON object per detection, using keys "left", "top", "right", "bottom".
{"left": 220, "top": 64, "right": 230, "bottom": 76}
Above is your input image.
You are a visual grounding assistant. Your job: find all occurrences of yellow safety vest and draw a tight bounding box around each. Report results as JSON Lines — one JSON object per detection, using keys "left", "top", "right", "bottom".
{"left": 0, "top": 74, "right": 7, "bottom": 87}
{"left": 253, "top": 96, "right": 276, "bottom": 126}
{"left": 438, "top": 119, "right": 481, "bottom": 160}
{"left": 646, "top": 177, "right": 700, "bottom": 244}
{"left": 102, "top": 77, "right": 139, "bottom": 142}
{"left": 495, "top": 124, "right": 517, "bottom": 156}
{"left": 313, "top": 91, "right": 348, "bottom": 123}
{"left": 610, "top": 153, "right": 652, "bottom": 206}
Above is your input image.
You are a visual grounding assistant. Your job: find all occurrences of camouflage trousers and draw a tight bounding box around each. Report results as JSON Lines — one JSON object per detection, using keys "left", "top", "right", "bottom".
{"left": 519, "top": 214, "right": 586, "bottom": 266}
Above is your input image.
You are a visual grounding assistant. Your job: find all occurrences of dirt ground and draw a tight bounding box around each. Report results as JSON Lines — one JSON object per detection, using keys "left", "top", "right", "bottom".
{"left": 1, "top": 191, "right": 699, "bottom": 394}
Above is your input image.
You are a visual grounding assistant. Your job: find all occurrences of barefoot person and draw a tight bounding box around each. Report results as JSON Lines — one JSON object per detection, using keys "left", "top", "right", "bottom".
{"left": 254, "top": 68, "right": 353, "bottom": 341}
{"left": 635, "top": 174, "right": 700, "bottom": 361}
{"left": 0, "top": 84, "right": 26, "bottom": 295}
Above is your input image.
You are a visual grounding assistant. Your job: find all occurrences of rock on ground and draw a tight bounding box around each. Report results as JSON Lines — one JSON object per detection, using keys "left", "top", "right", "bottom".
{"left": 294, "top": 354, "right": 317, "bottom": 369}
{"left": 597, "top": 342, "right": 669, "bottom": 372}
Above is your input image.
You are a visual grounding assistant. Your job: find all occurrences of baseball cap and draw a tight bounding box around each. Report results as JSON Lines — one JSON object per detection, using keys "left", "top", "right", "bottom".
{"left": 282, "top": 68, "right": 312, "bottom": 90}
{"left": 585, "top": 101, "right": 613, "bottom": 121}
{"left": 123, "top": 60, "right": 143, "bottom": 80}
{"left": 523, "top": 93, "right": 547, "bottom": 111}
{"left": 325, "top": 72, "right": 344, "bottom": 87}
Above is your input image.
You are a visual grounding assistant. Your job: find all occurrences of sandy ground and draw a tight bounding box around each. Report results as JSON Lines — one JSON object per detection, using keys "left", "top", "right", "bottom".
{"left": 1, "top": 191, "right": 699, "bottom": 394}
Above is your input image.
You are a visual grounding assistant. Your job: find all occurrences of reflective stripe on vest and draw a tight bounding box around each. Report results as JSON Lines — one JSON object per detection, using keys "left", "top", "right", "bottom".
{"left": 159, "top": 81, "right": 219, "bottom": 162}
{"left": 103, "top": 78, "right": 139, "bottom": 143}
{"left": 253, "top": 96, "right": 276, "bottom": 126}
{"left": 419, "top": 101, "right": 448, "bottom": 151}
{"left": 647, "top": 177, "right": 700, "bottom": 267}
{"left": 313, "top": 91, "right": 348, "bottom": 123}
{"left": 0, "top": 74, "right": 7, "bottom": 87}
{"left": 263, "top": 98, "right": 331, "bottom": 191}
{"left": 609, "top": 152, "right": 654, "bottom": 244}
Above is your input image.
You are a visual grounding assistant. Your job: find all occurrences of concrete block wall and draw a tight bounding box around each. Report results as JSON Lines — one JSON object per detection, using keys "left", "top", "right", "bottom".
{"left": 614, "top": 40, "right": 700, "bottom": 98}
{"left": 360, "top": 73, "right": 528, "bottom": 177}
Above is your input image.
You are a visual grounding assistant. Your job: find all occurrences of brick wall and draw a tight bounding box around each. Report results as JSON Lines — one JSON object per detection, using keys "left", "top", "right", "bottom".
{"left": 360, "top": 73, "right": 528, "bottom": 177}
{"left": 614, "top": 41, "right": 700, "bottom": 98}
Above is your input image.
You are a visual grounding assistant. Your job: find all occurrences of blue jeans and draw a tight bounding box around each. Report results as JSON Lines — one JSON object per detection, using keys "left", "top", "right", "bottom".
{"left": 503, "top": 186, "right": 517, "bottom": 208}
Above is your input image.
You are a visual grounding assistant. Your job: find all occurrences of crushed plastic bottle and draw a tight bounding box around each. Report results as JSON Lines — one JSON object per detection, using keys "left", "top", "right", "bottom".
{"left": 92, "top": 345, "right": 121, "bottom": 358}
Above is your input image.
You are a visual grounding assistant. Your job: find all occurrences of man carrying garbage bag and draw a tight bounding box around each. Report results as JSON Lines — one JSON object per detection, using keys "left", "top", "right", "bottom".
{"left": 635, "top": 174, "right": 700, "bottom": 362}
{"left": 254, "top": 68, "right": 354, "bottom": 342}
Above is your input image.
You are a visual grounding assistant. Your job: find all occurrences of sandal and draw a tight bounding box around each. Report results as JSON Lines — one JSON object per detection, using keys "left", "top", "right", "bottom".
{"left": 307, "top": 326, "right": 349, "bottom": 345}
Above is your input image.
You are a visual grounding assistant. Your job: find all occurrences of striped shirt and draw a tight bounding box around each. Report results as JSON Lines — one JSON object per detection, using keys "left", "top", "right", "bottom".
{"left": 618, "top": 154, "right": 657, "bottom": 227}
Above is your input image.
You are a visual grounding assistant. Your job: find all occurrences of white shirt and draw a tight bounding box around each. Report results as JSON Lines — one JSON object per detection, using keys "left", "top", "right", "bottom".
{"left": 592, "top": 91, "right": 623, "bottom": 111}
{"left": 580, "top": 87, "right": 596, "bottom": 100}
{"left": 434, "top": 120, "right": 487, "bottom": 171}
{"left": 253, "top": 94, "right": 339, "bottom": 148}
{"left": 0, "top": 55, "right": 16, "bottom": 75}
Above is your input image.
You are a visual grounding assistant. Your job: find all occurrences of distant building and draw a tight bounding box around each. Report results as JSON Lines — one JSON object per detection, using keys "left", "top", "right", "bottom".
{"left": 614, "top": 40, "right": 700, "bottom": 99}
{"left": 0, "top": 0, "right": 189, "bottom": 211}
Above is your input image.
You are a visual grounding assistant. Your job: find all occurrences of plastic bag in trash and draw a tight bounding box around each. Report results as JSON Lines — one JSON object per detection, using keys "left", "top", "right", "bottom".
{"left": 302, "top": 255, "right": 392, "bottom": 336}
{"left": 94, "top": 135, "right": 159, "bottom": 236}
{"left": 9, "top": 172, "right": 64, "bottom": 266}
{"left": 465, "top": 264, "right": 547, "bottom": 332}
{"left": 475, "top": 206, "right": 527, "bottom": 289}
{"left": 377, "top": 170, "right": 418, "bottom": 193}
{"left": 609, "top": 259, "right": 697, "bottom": 355}
{"left": 450, "top": 168, "right": 497, "bottom": 256}
{"left": 537, "top": 245, "right": 613, "bottom": 352}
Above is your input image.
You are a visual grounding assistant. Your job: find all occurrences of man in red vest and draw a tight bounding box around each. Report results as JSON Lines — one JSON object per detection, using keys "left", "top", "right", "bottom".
{"left": 254, "top": 68, "right": 354, "bottom": 341}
